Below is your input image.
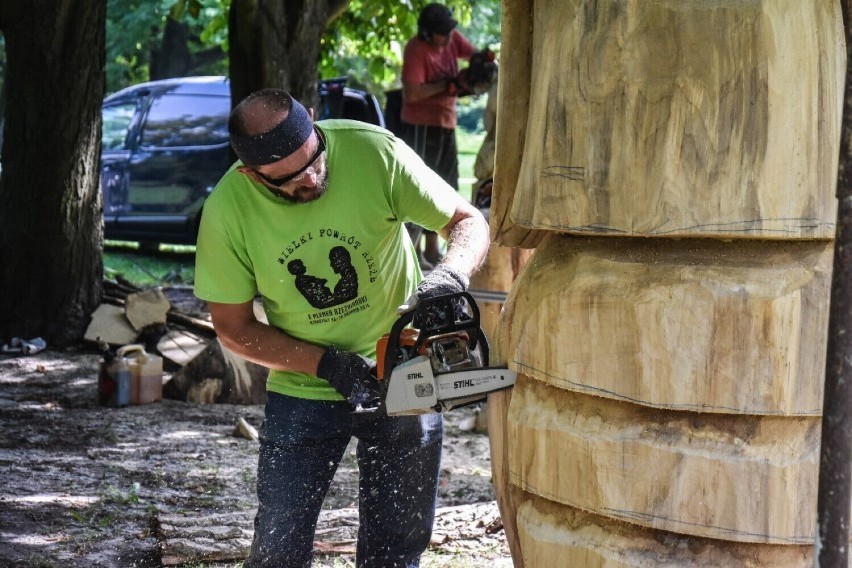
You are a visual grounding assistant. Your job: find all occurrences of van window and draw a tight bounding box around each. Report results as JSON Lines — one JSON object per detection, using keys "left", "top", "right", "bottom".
{"left": 102, "top": 102, "right": 137, "bottom": 150}
{"left": 141, "top": 94, "right": 230, "bottom": 148}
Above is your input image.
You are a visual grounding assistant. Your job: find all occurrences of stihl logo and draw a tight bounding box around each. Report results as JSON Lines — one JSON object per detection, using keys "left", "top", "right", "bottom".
{"left": 407, "top": 372, "right": 424, "bottom": 380}
{"left": 454, "top": 379, "right": 474, "bottom": 389}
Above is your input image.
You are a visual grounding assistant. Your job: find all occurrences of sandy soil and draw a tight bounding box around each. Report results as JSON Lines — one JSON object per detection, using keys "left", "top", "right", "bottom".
{"left": 0, "top": 348, "right": 511, "bottom": 567}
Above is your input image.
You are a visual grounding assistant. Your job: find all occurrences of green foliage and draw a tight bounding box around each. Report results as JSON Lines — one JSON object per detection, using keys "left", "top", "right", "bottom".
{"left": 106, "top": 0, "right": 169, "bottom": 91}
{"left": 455, "top": 0, "right": 502, "bottom": 51}
{"left": 103, "top": 0, "right": 501, "bottom": 100}
{"left": 171, "top": 0, "right": 230, "bottom": 50}
{"left": 456, "top": 95, "right": 487, "bottom": 134}
{"left": 106, "top": 0, "right": 229, "bottom": 93}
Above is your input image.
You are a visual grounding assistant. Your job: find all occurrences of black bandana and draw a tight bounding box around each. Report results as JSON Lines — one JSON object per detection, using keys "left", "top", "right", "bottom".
{"left": 230, "top": 94, "right": 314, "bottom": 166}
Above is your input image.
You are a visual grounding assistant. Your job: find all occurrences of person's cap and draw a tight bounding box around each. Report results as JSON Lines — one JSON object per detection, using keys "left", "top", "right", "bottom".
{"left": 419, "top": 3, "right": 458, "bottom": 35}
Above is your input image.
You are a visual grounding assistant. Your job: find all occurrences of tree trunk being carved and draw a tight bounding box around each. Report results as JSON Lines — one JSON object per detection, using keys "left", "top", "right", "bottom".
{"left": 489, "top": 1, "right": 844, "bottom": 564}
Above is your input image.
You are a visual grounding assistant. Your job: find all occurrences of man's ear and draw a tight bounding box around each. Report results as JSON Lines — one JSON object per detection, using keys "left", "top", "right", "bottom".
{"left": 307, "top": 107, "right": 315, "bottom": 120}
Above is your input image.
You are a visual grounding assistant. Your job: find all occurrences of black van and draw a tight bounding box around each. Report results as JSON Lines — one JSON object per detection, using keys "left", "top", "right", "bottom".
{"left": 100, "top": 76, "right": 384, "bottom": 247}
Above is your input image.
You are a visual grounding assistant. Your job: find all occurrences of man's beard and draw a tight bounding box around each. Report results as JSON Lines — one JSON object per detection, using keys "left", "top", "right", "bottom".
{"left": 279, "top": 172, "right": 328, "bottom": 203}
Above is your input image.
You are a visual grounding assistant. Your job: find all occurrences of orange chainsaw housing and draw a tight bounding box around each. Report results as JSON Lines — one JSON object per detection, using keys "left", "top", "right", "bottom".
{"left": 376, "top": 329, "right": 474, "bottom": 380}
{"left": 376, "top": 328, "right": 424, "bottom": 380}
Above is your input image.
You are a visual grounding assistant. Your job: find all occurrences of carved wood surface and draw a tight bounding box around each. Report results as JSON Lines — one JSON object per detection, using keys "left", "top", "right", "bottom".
{"left": 491, "top": 0, "right": 843, "bottom": 245}
{"left": 487, "top": 388, "right": 524, "bottom": 568}
{"left": 500, "top": 233, "right": 832, "bottom": 415}
{"left": 487, "top": 0, "right": 843, "bottom": 561}
{"left": 469, "top": 244, "right": 532, "bottom": 343}
{"left": 490, "top": 0, "right": 542, "bottom": 248}
{"left": 516, "top": 496, "right": 814, "bottom": 566}
{"left": 508, "top": 376, "right": 820, "bottom": 544}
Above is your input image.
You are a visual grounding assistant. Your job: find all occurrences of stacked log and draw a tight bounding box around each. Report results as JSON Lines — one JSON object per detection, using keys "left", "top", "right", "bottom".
{"left": 487, "top": 0, "right": 844, "bottom": 565}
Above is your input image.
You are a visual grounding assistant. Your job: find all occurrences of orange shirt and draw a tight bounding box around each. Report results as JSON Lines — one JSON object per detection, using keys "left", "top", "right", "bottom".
{"left": 401, "top": 31, "right": 475, "bottom": 129}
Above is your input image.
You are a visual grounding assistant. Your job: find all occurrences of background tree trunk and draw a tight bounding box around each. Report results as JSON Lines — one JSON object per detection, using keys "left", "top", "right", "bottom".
{"left": 0, "top": 0, "right": 106, "bottom": 346}
{"left": 228, "top": 0, "right": 349, "bottom": 114}
{"left": 150, "top": 17, "right": 225, "bottom": 81}
{"left": 150, "top": 18, "right": 195, "bottom": 79}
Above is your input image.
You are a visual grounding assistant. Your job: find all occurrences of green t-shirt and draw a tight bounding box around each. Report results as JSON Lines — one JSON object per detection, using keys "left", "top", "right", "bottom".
{"left": 194, "top": 120, "right": 457, "bottom": 400}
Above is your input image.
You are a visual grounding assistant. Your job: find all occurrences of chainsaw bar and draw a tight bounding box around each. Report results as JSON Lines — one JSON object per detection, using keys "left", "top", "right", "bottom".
{"left": 433, "top": 366, "right": 517, "bottom": 411}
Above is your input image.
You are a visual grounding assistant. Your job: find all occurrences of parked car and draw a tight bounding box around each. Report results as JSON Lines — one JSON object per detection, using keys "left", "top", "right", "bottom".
{"left": 100, "top": 76, "right": 385, "bottom": 247}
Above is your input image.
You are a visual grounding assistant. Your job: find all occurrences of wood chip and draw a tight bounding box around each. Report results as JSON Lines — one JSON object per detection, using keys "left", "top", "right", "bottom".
{"left": 157, "top": 329, "right": 209, "bottom": 366}
{"left": 233, "top": 416, "right": 258, "bottom": 441}
{"left": 84, "top": 304, "right": 138, "bottom": 345}
{"left": 125, "top": 288, "right": 171, "bottom": 330}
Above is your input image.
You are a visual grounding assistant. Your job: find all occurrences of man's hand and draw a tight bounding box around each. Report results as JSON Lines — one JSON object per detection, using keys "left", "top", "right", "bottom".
{"left": 414, "top": 265, "right": 470, "bottom": 328}
{"left": 417, "top": 264, "right": 469, "bottom": 299}
{"left": 316, "top": 346, "right": 380, "bottom": 409}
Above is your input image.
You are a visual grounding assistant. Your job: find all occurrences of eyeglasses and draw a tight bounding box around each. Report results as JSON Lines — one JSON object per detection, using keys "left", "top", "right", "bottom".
{"left": 255, "top": 129, "right": 326, "bottom": 189}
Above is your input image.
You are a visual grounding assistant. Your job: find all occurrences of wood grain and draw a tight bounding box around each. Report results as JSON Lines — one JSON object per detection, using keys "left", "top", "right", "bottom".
{"left": 516, "top": 496, "right": 813, "bottom": 566}
{"left": 500, "top": 233, "right": 832, "bottom": 415}
{"left": 508, "top": 375, "right": 820, "bottom": 544}
{"left": 490, "top": 0, "right": 542, "bottom": 248}
{"left": 469, "top": 243, "right": 532, "bottom": 343}
{"left": 491, "top": 0, "right": 843, "bottom": 243}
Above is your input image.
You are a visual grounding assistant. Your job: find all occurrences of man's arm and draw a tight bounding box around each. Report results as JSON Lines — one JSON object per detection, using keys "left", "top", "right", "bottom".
{"left": 436, "top": 194, "right": 490, "bottom": 278}
{"left": 409, "top": 195, "right": 490, "bottom": 324}
{"left": 208, "top": 300, "right": 381, "bottom": 406}
{"left": 402, "top": 79, "right": 453, "bottom": 103}
{"left": 207, "top": 300, "right": 325, "bottom": 374}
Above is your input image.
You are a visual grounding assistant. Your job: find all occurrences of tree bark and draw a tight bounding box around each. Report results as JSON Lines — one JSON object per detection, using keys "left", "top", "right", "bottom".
{"left": 0, "top": 0, "right": 106, "bottom": 346}
{"left": 228, "top": 0, "right": 350, "bottom": 115}
{"left": 150, "top": 17, "right": 225, "bottom": 81}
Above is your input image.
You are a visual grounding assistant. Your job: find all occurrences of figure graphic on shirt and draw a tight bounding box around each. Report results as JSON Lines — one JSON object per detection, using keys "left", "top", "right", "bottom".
{"left": 288, "top": 258, "right": 335, "bottom": 309}
{"left": 329, "top": 246, "right": 358, "bottom": 303}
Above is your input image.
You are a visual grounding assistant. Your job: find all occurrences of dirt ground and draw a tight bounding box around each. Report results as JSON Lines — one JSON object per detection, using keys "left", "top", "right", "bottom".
{"left": 0, "top": 347, "right": 511, "bottom": 567}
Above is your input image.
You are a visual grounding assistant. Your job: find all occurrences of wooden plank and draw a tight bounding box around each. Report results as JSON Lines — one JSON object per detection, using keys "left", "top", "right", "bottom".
{"left": 157, "top": 509, "right": 360, "bottom": 565}
{"left": 157, "top": 329, "right": 209, "bottom": 366}
{"left": 125, "top": 288, "right": 171, "bottom": 330}
{"left": 157, "top": 510, "right": 253, "bottom": 565}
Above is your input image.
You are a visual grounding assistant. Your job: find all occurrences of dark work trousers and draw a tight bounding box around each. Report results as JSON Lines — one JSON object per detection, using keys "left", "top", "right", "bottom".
{"left": 244, "top": 393, "right": 444, "bottom": 568}
{"left": 401, "top": 122, "right": 459, "bottom": 239}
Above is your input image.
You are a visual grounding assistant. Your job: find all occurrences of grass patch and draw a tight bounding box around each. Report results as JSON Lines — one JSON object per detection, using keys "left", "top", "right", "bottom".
{"left": 104, "top": 241, "right": 195, "bottom": 288}
{"left": 457, "top": 129, "right": 486, "bottom": 201}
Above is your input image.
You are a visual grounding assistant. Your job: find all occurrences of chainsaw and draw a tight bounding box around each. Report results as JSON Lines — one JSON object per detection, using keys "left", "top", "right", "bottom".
{"left": 375, "top": 291, "right": 516, "bottom": 416}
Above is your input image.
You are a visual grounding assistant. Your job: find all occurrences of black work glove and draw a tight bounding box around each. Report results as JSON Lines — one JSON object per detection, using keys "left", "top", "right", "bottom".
{"left": 414, "top": 264, "right": 470, "bottom": 328}
{"left": 417, "top": 264, "right": 469, "bottom": 299}
{"left": 316, "top": 346, "right": 380, "bottom": 409}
